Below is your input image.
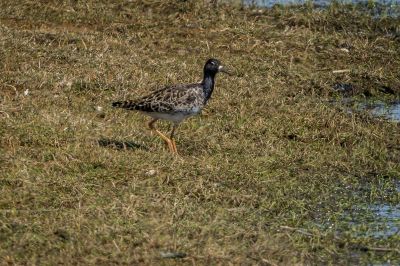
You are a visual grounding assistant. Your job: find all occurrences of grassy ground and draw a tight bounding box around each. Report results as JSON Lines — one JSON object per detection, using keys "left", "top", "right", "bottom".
{"left": 1, "top": 0, "right": 400, "bottom": 264}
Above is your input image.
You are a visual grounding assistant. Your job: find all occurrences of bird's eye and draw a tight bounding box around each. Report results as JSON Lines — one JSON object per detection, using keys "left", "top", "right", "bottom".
{"left": 210, "top": 61, "right": 216, "bottom": 65}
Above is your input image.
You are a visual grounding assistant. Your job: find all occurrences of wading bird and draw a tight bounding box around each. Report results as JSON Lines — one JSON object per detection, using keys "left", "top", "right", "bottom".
{"left": 112, "top": 58, "right": 230, "bottom": 154}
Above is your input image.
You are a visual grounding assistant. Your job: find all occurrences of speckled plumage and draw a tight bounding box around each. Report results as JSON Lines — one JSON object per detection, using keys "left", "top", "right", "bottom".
{"left": 112, "top": 58, "right": 229, "bottom": 154}
{"left": 112, "top": 83, "right": 205, "bottom": 123}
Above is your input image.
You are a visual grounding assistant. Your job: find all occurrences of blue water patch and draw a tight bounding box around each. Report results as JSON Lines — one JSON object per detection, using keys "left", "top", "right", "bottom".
{"left": 342, "top": 181, "right": 400, "bottom": 239}
{"left": 243, "top": 0, "right": 400, "bottom": 8}
{"left": 329, "top": 98, "right": 400, "bottom": 123}
{"left": 242, "top": 0, "right": 400, "bottom": 17}
{"left": 370, "top": 204, "right": 400, "bottom": 237}
{"left": 358, "top": 100, "right": 400, "bottom": 122}
{"left": 312, "top": 180, "right": 400, "bottom": 239}
{"left": 346, "top": 203, "right": 400, "bottom": 238}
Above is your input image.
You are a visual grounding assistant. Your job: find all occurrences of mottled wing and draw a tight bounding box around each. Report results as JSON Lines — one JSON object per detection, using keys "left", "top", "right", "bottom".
{"left": 114, "top": 84, "right": 204, "bottom": 113}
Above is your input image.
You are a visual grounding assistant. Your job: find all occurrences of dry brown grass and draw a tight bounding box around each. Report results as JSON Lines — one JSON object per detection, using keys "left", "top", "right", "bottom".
{"left": 1, "top": 0, "right": 400, "bottom": 264}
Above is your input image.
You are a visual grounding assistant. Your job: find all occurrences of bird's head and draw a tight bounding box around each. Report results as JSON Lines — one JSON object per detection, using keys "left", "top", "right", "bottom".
{"left": 204, "top": 58, "right": 231, "bottom": 75}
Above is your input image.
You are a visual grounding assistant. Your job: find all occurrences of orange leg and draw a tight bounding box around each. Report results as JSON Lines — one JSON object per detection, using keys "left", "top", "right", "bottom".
{"left": 148, "top": 119, "right": 176, "bottom": 154}
{"left": 169, "top": 124, "right": 179, "bottom": 154}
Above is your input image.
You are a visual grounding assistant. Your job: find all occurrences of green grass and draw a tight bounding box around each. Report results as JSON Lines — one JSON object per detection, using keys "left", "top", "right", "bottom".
{"left": 1, "top": 0, "right": 400, "bottom": 264}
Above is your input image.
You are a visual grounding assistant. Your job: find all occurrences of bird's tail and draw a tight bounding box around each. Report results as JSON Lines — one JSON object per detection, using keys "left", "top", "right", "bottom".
{"left": 112, "top": 101, "right": 136, "bottom": 110}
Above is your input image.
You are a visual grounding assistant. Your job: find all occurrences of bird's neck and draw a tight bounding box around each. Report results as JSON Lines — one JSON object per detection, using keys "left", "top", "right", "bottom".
{"left": 202, "top": 72, "right": 216, "bottom": 101}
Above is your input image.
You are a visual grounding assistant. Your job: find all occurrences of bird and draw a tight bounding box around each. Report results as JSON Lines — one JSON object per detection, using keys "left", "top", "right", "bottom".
{"left": 112, "top": 58, "right": 230, "bottom": 154}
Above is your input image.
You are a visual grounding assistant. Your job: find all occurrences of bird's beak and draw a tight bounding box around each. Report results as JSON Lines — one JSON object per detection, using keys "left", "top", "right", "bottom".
{"left": 218, "top": 65, "right": 232, "bottom": 75}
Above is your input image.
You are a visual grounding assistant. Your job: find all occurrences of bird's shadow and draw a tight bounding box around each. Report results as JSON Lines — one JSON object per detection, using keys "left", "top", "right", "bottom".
{"left": 98, "top": 138, "right": 148, "bottom": 151}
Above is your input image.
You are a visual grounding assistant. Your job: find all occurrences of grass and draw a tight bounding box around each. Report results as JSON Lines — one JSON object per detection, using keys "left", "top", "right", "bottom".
{"left": 1, "top": 0, "right": 400, "bottom": 264}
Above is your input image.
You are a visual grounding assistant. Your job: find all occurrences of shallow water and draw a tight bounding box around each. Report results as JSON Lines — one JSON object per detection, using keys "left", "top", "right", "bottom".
{"left": 359, "top": 100, "right": 400, "bottom": 122}
{"left": 243, "top": 0, "right": 400, "bottom": 8}
{"left": 242, "top": 0, "right": 400, "bottom": 17}
{"left": 313, "top": 180, "right": 400, "bottom": 263}
{"left": 368, "top": 204, "right": 400, "bottom": 237}
{"left": 338, "top": 181, "right": 400, "bottom": 239}
{"left": 348, "top": 203, "right": 400, "bottom": 238}
{"left": 330, "top": 98, "right": 400, "bottom": 122}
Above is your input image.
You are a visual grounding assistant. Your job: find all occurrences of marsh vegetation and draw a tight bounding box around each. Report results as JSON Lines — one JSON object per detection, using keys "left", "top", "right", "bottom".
{"left": 1, "top": 0, "right": 400, "bottom": 264}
